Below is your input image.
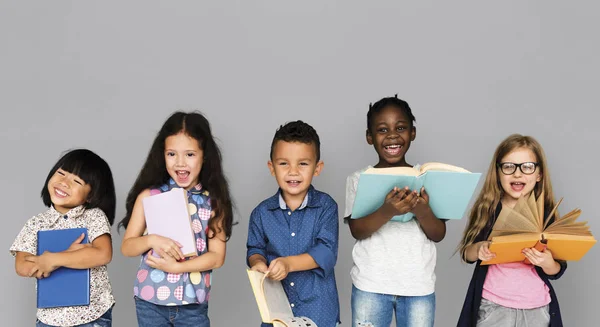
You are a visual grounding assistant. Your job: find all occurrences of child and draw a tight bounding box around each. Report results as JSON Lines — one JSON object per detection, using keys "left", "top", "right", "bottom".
{"left": 246, "top": 121, "right": 340, "bottom": 327}
{"left": 119, "top": 111, "right": 233, "bottom": 327}
{"left": 10, "top": 149, "right": 117, "bottom": 327}
{"left": 345, "top": 95, "right": 446, "bottom": 327}
{"left": 457, "top": 134, "right": 566, "bottom": 327}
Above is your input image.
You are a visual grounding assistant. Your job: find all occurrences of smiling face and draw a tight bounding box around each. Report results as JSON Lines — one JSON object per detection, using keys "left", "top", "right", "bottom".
{"left": 498, "top": 147, "right": 542, "bottom": 208}
{"left": 367, "top": 105, "right": 416, "bottom": 168}
{"left": 268, "top": 140, "right": 323, "bottom": 205}
{"left": 47, "top": 168, "right": 92, "bottom": 214}
{"left": 164, "top": 132, "right": 204, "bottom": 190}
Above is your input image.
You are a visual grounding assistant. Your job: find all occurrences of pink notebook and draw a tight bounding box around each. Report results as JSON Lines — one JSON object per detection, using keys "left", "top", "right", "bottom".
{"left": 142, "top": 188, "right": 198, "bottom": 257}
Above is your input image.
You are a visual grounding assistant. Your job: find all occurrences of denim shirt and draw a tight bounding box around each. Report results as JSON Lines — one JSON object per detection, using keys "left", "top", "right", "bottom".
{"left": 247, "top": 186, "right": 340, "bottom": 327}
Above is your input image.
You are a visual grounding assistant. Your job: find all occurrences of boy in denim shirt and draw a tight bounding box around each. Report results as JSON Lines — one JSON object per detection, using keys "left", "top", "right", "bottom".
{"left": 246, "top": 121, "right": 340, "bottom": 327}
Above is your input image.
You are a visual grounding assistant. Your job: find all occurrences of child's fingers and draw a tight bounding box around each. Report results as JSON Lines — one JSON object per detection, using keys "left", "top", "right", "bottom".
{"left": 420, "top": 188, "right": 429, "bottom": 201}
{"left": 385, "top": 188, "right": 398, "bottom": 200}
{"left": 24, "top": 255, "right": 36, "bottom": 263}
{"left": 405, "top": 190, "right": 418, "bottom": 202}
{"left": 28, "top": 266, "right": 39, "bottom": 277}
{"left": 35, "top": 270, "right": 45, "bottom": 279}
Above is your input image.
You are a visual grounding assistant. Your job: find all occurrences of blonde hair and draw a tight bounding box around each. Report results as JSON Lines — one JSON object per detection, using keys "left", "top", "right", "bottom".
{"left": 458, "top": 134, "right": 556, "bottom": 262}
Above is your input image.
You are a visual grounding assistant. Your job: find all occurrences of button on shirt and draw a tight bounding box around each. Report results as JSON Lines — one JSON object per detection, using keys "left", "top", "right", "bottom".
{"left": 9, "top": 206, "right": 115, "bottom": 326}
{"left": 247, "top": 186, "right": 340, "bottom": 327}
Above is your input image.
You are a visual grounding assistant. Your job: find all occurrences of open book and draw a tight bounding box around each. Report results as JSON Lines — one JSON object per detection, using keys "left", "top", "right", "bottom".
{"left": 247, "top": 270, "right": 318, "bottom": 327}
{"left": 482, "top": 192, "right": 596, "bottom": 265}
{"left": 142, "top": 188, "right": 198, "bottom": 257}
{"left": 351, "top": 162, "right": 481, "bottom": 222}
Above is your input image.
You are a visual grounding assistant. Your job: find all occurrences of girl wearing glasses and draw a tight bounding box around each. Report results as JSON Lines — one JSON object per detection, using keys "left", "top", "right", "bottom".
{"left": 457, "top": 134, "right": 566, "bottom": 327}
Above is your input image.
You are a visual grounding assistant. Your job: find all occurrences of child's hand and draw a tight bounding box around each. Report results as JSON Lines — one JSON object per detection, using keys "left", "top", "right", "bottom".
{"left": 523, "top": 247, "right": 556, "bottom": 270}
{"left": 267, "top": 257, "right": 290, "bottom": 281}
{"left": 250, "top": 261, "right": 269, "bottom": 273}
{"left": 65, "top": 233, "right": 91, "bottom": 252}
{"left": 145, "top": 249, "right": 181, "bottom": 273}
{"left": 149, "top": 235, "right": 184, "bottom": 261}
{"left": 411, "top": 187, "right": 432, "bottom": 218}
{"left": 478, "top": 241, "right": 496, "bottom": 261}
{"left": 25, "top": 252, "right": 59, "bottom": 279}
{"left": 382, "top": 187, "right": 418, "bottom": 217}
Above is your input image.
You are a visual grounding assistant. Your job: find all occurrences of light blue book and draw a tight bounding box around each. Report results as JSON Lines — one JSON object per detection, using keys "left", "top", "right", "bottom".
{"left": 350, "top": 163, "right": 482, "bottom": 222}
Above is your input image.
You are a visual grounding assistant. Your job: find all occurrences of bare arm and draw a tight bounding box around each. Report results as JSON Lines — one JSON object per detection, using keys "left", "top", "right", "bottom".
{"left": 15, "top": 251, "right": 36, "bottom": 277}
{"left": 24, "top": 234, "right": 113, "bottom": 278}
{"left": 170, "top": 228, "right": 227, "bottom": 272}
{"left": 248, "top": 254, "right": 268, "bottom": 272}
{"left": 146, "top": 221, "right": 227, "bottom": 273}
{"left": 121, "top": 189, "right": 154, "bottom": 257}
{"left": 412, "top": 188, "right": 446, "bottom": 242}
{"left": 121, "top": 189, "right": 185, "bottom": 259}
{"left": 27, "top": 234, "right": 112, "bottom": 269}
{"left": 464, "top": 241, "right": 495, "bottom": 263}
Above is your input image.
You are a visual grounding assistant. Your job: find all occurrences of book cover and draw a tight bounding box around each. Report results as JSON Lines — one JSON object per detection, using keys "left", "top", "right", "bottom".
{"left": 142, "top": 187, "right": 198, "bottom": 257}
{"left": 483, "top": 192, "right": 596, "bottom": 265}
{"left": 37, "top": 228, "right": 90, "bottom": 308}
{"left": 350, "top": 162, "right": 481, "bottom": 222}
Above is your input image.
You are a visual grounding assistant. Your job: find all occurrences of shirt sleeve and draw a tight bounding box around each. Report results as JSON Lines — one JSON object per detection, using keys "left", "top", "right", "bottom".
{"left": 246, "top": 207, "right": 267, "bottom": 266}
{"left": 307, "top": 200, "right": 339, "bottom": 278}
{"left": 9, "top": 217, "right": 39, "bottom": 256}
{"left": 344, "top": 172, "right": 359, "bottom": 218}
{"left": 86, "top": 208, "right": 111, "bottom": 242}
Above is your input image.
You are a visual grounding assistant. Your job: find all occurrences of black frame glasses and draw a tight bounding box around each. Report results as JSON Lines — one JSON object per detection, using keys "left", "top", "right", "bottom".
{"left": 497, "top": 162, "right": 539, "bottom": 175}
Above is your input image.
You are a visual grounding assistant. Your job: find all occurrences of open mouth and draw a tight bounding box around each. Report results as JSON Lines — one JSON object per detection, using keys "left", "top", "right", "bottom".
{"left": 286, "top": 180, "right": 301, "bottom": 187}
{"left": 510, "top": 182, "right": 525, "bottom": 192}
{"left": 54, "top": 188, "right": 69, "bottom": 198}
{"left": 176, "top": 170, "right": 190, "bottom": 181}
{"left": 383, "top": 144, "right": 403, "bottom": 156}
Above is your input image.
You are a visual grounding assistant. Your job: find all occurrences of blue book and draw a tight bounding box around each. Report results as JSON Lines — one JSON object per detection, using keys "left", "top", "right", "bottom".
{"left": 37, "top": 228, "right": 90, "bottom": 308}
{"left": 351, "top": 163, "right": 482, "bottom": 222}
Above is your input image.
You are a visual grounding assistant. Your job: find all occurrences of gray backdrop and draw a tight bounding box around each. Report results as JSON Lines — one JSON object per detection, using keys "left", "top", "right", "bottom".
{"left": 1, "top": 1, "right": 598, "bottom": 326}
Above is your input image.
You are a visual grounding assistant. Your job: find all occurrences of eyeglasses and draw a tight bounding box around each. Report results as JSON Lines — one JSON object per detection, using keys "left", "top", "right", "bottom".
{"left": 497, "top": 162, "right": 539, "bottom": 175}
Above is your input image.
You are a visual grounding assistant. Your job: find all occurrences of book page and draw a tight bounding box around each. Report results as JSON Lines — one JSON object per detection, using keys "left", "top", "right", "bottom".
{"left": 247, "top": 270, "right": 293, "bottom": 323}
{"left": 363, "top": 166, "right": 419, "bottom": 176}
{"left": 262, "top": 273, "right": 294, "bottom": 321}
{"left": 489, "top": 201, "right": 540, "bottom": 239}
{"left": 420, "top": 162, "right": 470, "bottom": 173}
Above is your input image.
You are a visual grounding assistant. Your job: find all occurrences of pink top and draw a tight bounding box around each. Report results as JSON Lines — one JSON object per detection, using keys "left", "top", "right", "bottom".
{"left": 482, "top": 262, "right": 550, "bottom": 309}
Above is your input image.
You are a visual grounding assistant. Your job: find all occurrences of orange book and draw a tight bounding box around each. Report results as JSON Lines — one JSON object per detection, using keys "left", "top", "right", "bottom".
{"left": 482, "top": 192, "right": 596, "bottom": 265}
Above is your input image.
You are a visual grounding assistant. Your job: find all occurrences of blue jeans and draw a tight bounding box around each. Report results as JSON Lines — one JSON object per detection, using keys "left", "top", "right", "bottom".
{"left": 351, "top": 285, "right": 435, "bottom": 327}
{"left": 36, "top": 307, "right": 112, "bottom": 327}
{"left": 134, "top": 296, "right": 210, "bottom": 327}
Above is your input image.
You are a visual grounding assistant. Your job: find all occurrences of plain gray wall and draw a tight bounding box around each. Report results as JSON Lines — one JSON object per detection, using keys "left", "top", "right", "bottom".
{"left": 1, "top": 1, "right": 598, "bottom": 326}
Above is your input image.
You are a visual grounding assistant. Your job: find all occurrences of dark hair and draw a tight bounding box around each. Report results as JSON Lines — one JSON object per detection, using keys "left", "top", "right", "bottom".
{"left": 119, "top": 111, "right": 234, "bottom": 241}
{"left": 41, "top": 149, "right": 117, "bottom": 225}
{"left": 270, "top": 120, "right": 321, "bottom": 162}
{"left": 367, "top": 94, "right": 416, "bottom": 131}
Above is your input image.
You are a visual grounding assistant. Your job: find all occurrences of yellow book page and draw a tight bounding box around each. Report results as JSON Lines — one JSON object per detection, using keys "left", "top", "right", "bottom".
{"left": 420, "top": 162, "right": 470, "bottom": 173}
{"left": 247, "top": 270, "right": 294, "bottom": 323}
{"left": 363, "top": 162, "right": 471, "bottom": 176}
{"left": 363, "top": 166, "right": 419, "bottom": 176}
{"left": 247, "top": 270, "right": 271, "bottom": 322}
